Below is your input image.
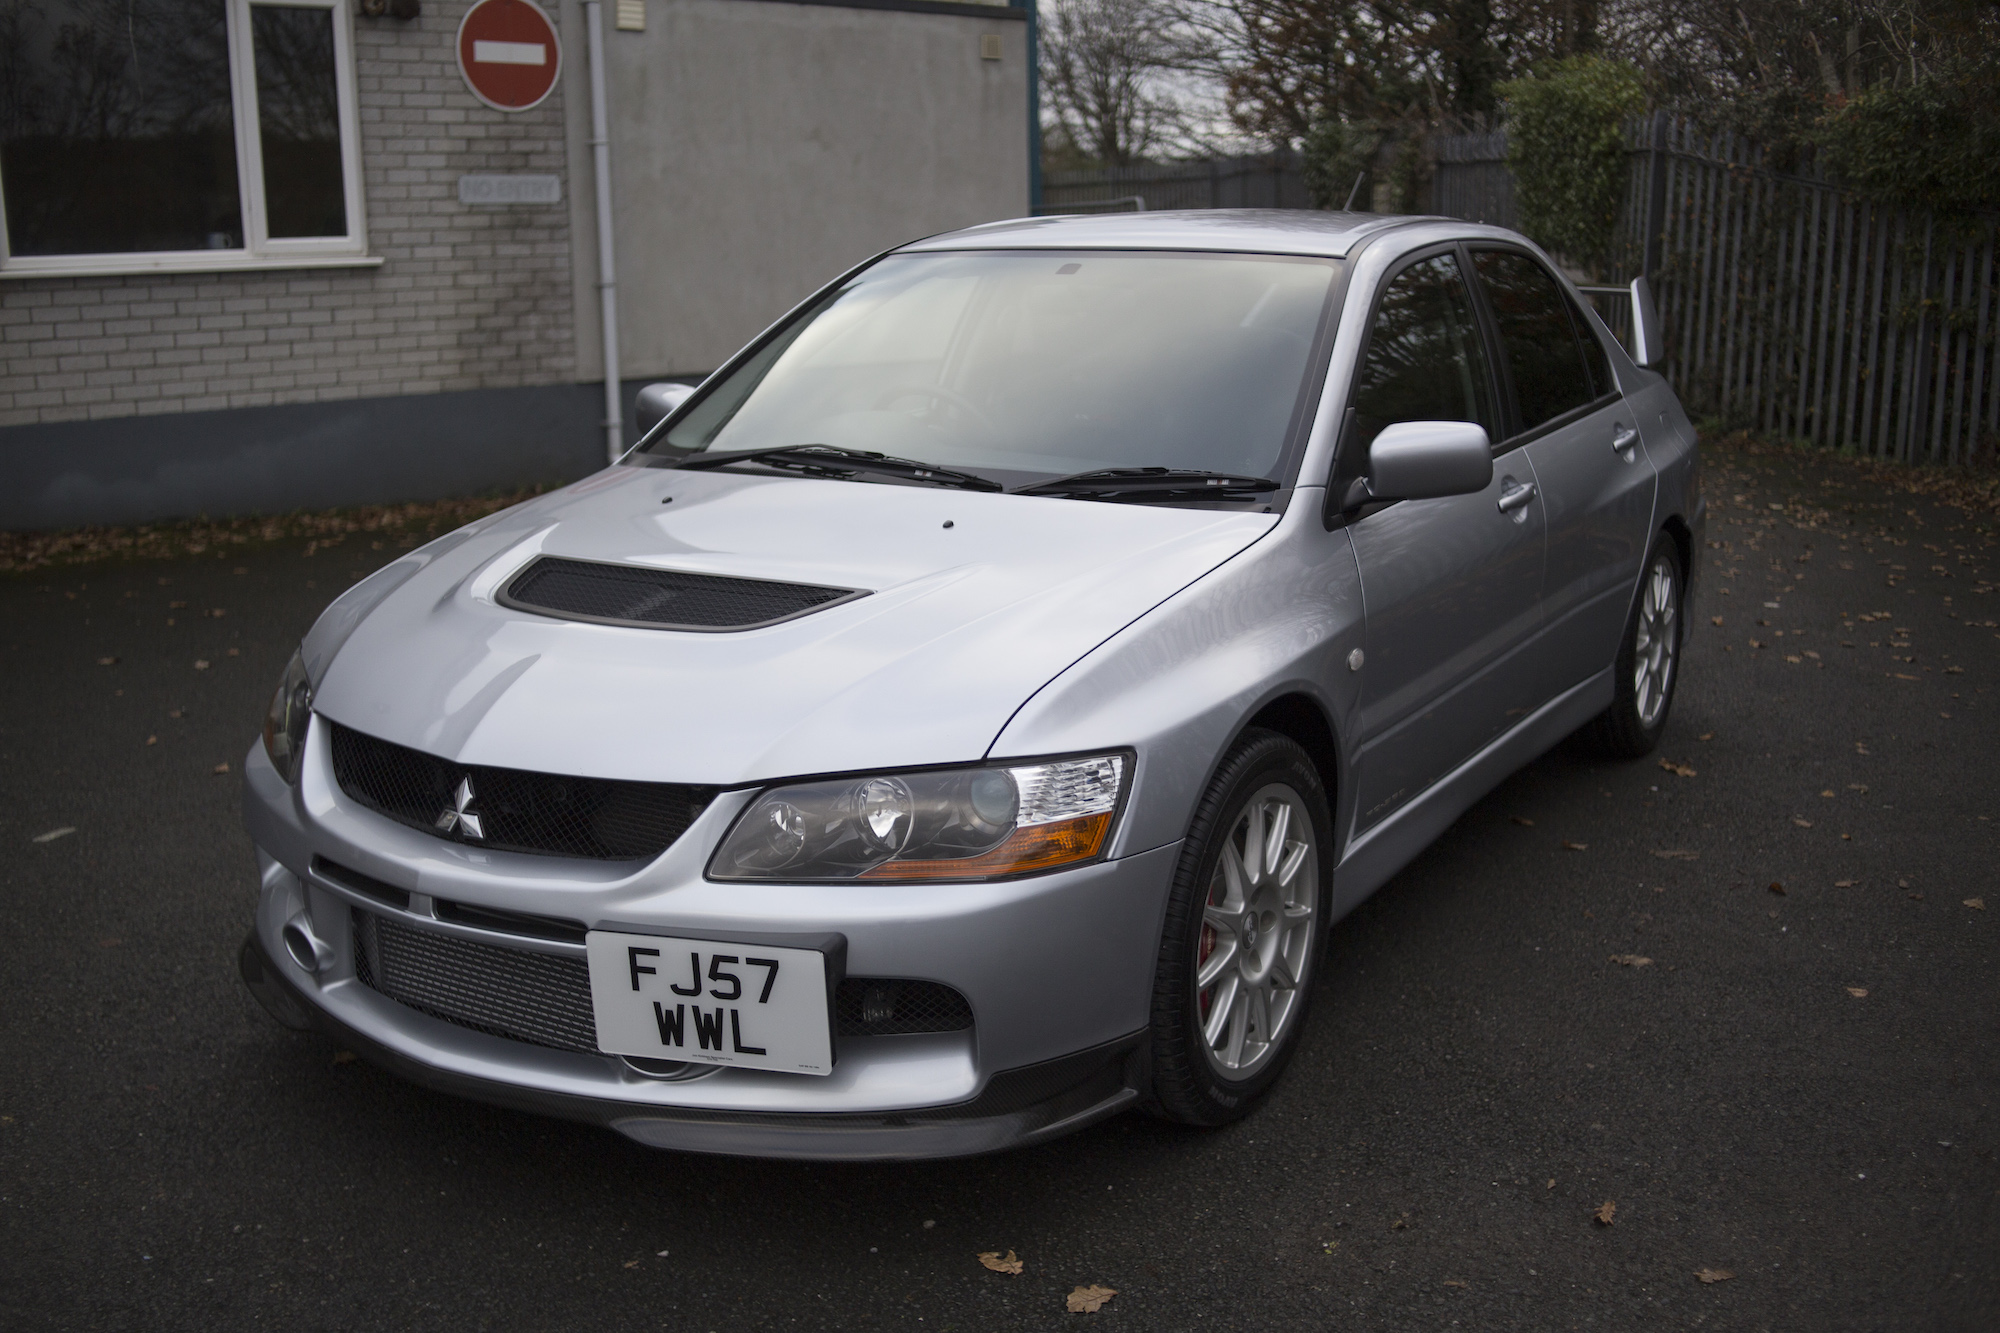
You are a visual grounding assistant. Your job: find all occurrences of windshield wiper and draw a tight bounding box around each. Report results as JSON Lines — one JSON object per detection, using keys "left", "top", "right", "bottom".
{"left": 1012, "top": 467, "right": 1282, "bottom": 502}
{"left": 668, "top": 444, "right": 1002, "bottom": 492}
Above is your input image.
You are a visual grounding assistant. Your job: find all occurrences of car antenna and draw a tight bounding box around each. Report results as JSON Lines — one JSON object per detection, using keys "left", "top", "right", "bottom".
{"left": 1342, "top": 172, "right": 1366, "bottom": 212}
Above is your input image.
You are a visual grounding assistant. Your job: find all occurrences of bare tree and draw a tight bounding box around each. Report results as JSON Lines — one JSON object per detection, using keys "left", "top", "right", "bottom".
{"left": 1041, "top": 0, "right": 1182, "bottom": 165}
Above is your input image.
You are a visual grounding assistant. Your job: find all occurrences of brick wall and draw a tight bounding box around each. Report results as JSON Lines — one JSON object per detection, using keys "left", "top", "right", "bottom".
{"left": 0, "top": 3, "right": 577, "bottom": 430}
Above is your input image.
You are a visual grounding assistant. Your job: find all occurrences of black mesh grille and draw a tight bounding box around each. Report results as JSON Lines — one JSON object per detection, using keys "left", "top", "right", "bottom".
{"left": 330, "top": 723, "right": 713, "bottom": 861}
{"left": 834, "top": 979, "right": 974, "bottom": 1037}
{"left": 353, "top": 909, "right": 599, "bottom": 1054}
{"left": 349, "top": 908, "right": 973, "bottom": 1055}
{"left": 499, "top": 557, "right": 865, "bottom": 631}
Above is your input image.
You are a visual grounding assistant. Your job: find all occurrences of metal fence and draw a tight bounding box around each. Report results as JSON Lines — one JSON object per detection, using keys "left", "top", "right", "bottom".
{"left": 1434, "top": 115, "right": 1999, "bottom": 464}
{"left": 1431, "top": 130, "right": 1515, "bottom": 228}
{"left": 1039, "top": 153, "right": 1309, "bottom": 215}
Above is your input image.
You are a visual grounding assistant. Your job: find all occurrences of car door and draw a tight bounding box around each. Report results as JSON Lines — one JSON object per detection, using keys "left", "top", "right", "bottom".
{"left": 1337, "top": 248, "right": 1549, "bottom": 832}
{"left": 1469, "top": 248, "right": 1659, "bottom": 696}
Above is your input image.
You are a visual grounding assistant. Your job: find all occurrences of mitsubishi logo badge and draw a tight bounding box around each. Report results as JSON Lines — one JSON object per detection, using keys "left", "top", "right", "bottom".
{"left": 435, "top": 775, "right": 484, "bottom": 839}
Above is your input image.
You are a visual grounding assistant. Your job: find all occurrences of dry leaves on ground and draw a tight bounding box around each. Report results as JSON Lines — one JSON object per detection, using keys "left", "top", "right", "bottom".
{"left": 1510, "top": 815, "right": 1535, "bottom": 826}
{"left": 1847, "top": 987, "right": 1869, "bottom": 998}
{"left": 1793, "top": 817, "right": 1813, "bottom": 828}
{"left": 1652, "top": 849, "right": 1698, "bottom": 860}
{"left": 977, "top": 1250, "right": 1024, "bottom": 1275}
{"left": 1768, "top": 882, "right": 1787, "bottom": 895}
{"left": 1610, "top": 954, "right": 1653, "bottom": 967}
{"left": 1965, "top": 898, "right": 1986, "bottom": 910}
{"left": 1562, "top": 840, "right": 1588, "bottom": 851}
{"left": 1835, "top": 879, "right": 1857, "bottom": 887}
{"left": 32, "top": 827, "right": 76, "bottom": 843}
{"left": 212, "top": 762, "right": 230, "bottom": 775}
{"left": 96, "top": 656, "right": 117, "bottom": 666}
{"left": 1659, "top": 759, "right": 1697, "bottom": 777}
{"left": 1695, "top": 1268, "right": 1735, "bottom": 1284}
{"left": 1594, "top": 1200, "right": 1617, "bottom": 1226}
{"left": 1066, "top": 1285, "right": 1117, "bottom": 1313}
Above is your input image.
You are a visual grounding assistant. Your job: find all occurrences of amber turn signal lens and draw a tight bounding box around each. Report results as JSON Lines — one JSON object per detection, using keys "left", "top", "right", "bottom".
{"left": 859, "top": 812, "right": 1113, "bottom": 881}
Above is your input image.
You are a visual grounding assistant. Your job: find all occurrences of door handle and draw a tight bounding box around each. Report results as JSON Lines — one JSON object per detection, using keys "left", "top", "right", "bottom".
{"left": 1496, "top": 480, "right": 1537, "bottom": 514}
{"left": 1612, "top": 424, "right": 1640, "bottom": 455}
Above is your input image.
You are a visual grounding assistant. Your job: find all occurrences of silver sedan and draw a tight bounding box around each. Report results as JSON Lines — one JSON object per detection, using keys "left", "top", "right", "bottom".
{"left": 239, "top": 210, "right": 1702, "bottom": 1159}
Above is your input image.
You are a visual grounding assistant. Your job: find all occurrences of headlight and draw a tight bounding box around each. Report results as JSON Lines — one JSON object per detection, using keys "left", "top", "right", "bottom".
{"left": 710, "top": 753, "right": 1128, "bottom": 882}
{"left": 261, "top": 648, "right": 313, "bottom": 784}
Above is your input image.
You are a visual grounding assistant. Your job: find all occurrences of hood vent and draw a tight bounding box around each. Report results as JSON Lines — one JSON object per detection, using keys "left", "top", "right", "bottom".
{"left": 499, "top": 556, "right": 866, "bottom": 631}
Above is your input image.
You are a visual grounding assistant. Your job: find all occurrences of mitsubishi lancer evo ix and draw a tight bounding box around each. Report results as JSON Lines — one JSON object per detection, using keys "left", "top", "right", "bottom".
{"left": 239, "top": 210, "right": 1702, "bottom": 1160}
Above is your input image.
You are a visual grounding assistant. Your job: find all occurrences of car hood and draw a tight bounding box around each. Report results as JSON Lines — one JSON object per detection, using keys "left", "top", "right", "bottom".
{"left": 309, "top": 465, "right": 1276, "bottom": 785}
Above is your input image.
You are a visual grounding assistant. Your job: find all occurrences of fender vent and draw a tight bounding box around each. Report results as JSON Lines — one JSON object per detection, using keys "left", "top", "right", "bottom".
{"left": 499, "top": 557, "right": 866, "bottom": 631}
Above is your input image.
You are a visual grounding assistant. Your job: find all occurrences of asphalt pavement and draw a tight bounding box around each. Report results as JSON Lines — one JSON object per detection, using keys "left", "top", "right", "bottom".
{"left": 2, "top": 439, "right": 1995, "bottom": 1331}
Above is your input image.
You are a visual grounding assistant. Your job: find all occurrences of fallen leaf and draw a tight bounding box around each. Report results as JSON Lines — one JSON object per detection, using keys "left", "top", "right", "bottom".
{"left": 1659, "top": 759, "right": 1697, "bottom": 777}
{"left": 1443, "top": 1279, "right": 1468, "bottom": 1287}
{"left": 1651, "top": 849, "right": 1699, "bottom": 860}
{"left": 226, "top": 647, "right": 239, "bottom": 657}
{"left": 1695, "top": 1268, "right": 1735, "bottom": 1284}
{"left": 194, "top": 659, "right": 210, "bottom": 670}
{"left": 977, "top": 1250, "right": 1024, "bottom": 1275}
{"left": 1697, "top": 732, "right": 1714, "bottom": 741}
{"left": 1821, "top": 789, "right": 1836, "bottom": 797}
{"left": 1066, "top": 1285, "right": 1117, "bottom": 1313}
{"left": 1390, "top": 1216, "right": 1409, "bottom": 1230}
{"left": 1835, "top": 879, "right": 1857, "bottom": 887}
{"left": 1944, "top": 665, "right": 1964, "bottom": 674}
{"left": 1510, "top": 815, "right": 1535, "bottom": 826}
{"left": 1562, "top": 840, "right": 1588, "bottom": 851}
{"left": 1768, "top": 882, "right": 1786, "bottom": 895}
{"left": 1793, "top": 817, "right": 1813, "bottom": 828}
{"left": 145, "top": 735, "right": 157, "bottom": 746}
{"left": 1609, "top": 954, "right": 1653, "bottom": 967}
{"left": 1321, "top": 1240, "right": 1339, "bottom": 1253}
{"left": 1546, "top": 1179, "right": 1556, "bottom": 1190}
{"left": 332, "top": 1051, "right": 357, "bottom": 1064}
{"left": 96, "top": 656, "right": 117, "bottom": 666}
{"left": 623, "top": 1259, "right": 640, "bottom": 1269}
{"left": 1893, "top": 672, "right": 1917, "bottom": 680}
{"left": 1594, "top": 1200, "right": 1617, "bottom": 1226}
{"left": 32, "top": 827, "right": 77, "bottom": 844}
{"left": 1967, "top": 898, "right": 1986, "bottom": 910}
{"left": 1711, "top": 615, "right": 1724, "bottom": 625}
{"left": 1847, "top": 987, "right": 1868, "bottom": 998}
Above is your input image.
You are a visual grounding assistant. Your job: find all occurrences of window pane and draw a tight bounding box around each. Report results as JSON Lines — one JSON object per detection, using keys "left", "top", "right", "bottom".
{"left": 1472, "top": 250, "right": 1596, "bottom": 432}
{"left": 0, "top": 0, "right": 242, "bottom": 256}
{"left": 252, "top": 4, "right": 345, "bottom": 238}
{"left": 1349, "top": 254, "right": 1496, "bottom": 456}
{"left": 660, "top": 252, "right": 1340, "bottom": 481}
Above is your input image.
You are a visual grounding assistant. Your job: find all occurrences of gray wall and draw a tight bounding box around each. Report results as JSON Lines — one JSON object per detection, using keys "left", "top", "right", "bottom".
{"left": 570, "top": 0, "right": 1031, "bottom": 380}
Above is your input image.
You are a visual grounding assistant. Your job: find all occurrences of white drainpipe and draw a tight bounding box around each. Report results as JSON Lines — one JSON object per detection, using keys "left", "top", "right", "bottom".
{"left": 583, "top": 0, "right": 622, "bottom": 462}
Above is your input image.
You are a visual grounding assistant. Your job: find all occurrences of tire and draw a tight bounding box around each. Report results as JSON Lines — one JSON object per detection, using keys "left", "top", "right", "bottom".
{"left": 1146, "top": 728, "right": 1331, "bottom": 1127}
{"left": 1576, "top": 536, "right": 1685, "bottom": 759}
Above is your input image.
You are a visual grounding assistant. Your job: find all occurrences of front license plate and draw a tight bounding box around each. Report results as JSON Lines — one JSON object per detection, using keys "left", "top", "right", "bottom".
{"left": 585, "top": 931, "right": 833, "bottom": 1075}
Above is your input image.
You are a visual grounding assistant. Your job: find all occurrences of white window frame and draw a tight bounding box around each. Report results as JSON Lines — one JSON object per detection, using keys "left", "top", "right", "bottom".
{"left": 0, "top": 0, "right": 376, "bottom": 279}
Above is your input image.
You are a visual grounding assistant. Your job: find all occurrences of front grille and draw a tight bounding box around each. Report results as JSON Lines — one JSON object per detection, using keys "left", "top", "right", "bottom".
{"left": 350, "top": 909, "right": 974, "bottom": 1054}
{"left": 499, "top": 556, "right": 866, "bottom": 631}
{"left": 330, "top": 723, "right": 713, "bottom": 861}
{"left": 353, "top": 909, "right": 599, "bottom": 1054}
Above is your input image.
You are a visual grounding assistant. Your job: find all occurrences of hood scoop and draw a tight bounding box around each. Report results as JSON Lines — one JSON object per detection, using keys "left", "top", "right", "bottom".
{"left": 498, "top": 556, "right": 868, "bottom": 632}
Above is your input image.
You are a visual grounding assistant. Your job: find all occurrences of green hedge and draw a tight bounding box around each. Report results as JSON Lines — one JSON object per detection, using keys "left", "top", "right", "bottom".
{"left": 1500, "top": 57, "right": 1646, "bottom": 270}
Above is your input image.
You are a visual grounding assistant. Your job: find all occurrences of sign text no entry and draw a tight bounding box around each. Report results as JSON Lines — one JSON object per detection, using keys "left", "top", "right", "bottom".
{"left": 457, "top": 0, "right": 562, "bottom": 112}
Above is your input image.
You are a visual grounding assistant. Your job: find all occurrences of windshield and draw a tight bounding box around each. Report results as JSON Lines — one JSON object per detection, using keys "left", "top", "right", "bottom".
{"left": 653, "top": 250, "right": 1342, "bottom": 485}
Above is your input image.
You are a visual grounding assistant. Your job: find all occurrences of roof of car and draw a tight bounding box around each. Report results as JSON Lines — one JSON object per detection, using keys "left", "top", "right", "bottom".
{"left": 898, "top": 209, "right": 1430, "bottom": 259}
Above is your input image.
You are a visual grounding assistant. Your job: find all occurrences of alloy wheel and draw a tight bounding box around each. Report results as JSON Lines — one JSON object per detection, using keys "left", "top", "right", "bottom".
{"left": 1633, "top": 555, "right": 1679, "bottom": 728}
{"left": 1195, "top": 783, "right": 1319, "bottom": 1077}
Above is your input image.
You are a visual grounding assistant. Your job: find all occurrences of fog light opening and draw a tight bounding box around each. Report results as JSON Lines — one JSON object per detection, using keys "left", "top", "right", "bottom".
{"left": 282, "top": 912, "right": 334, "bottom": 975}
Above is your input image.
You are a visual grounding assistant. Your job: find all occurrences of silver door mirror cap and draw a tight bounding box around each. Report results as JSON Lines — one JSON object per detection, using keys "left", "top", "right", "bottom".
{"left": 1364, "top": 420, "right": 1493, "bottom": 502}
{"left": 1629, "top": 275, "right": 1664, "bottom": 368}
{"left": 634, "top": 381, "right": 698, "bottom": 436}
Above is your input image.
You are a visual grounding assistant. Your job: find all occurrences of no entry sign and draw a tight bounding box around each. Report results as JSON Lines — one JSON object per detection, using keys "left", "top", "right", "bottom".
{"left": 457, "top": 0, "right": 561, "bottom": 112}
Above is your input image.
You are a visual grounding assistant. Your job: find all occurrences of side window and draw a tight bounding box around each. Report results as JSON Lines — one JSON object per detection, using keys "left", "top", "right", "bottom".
{"left": 1471, "top": 250, "right": 1598, "bottom": 433}
{"left": 1348, "top": 253, "right": 1497, "bottom": 460}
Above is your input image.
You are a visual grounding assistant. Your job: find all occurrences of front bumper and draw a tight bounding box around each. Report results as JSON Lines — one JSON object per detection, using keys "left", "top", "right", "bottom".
{"left": 240, "top": 726, "right": 1174, "bottom": 1159}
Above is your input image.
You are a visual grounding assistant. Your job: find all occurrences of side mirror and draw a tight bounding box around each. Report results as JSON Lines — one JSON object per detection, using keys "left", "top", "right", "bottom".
{"left": 1629, "top": 275, "right": 1664, "bottom": 368}
{"left": 1353, "top": 420, "right": 1492, "bottom": 505}
{"left": 634, "top": 382, "right": 697, "bottom": 435}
